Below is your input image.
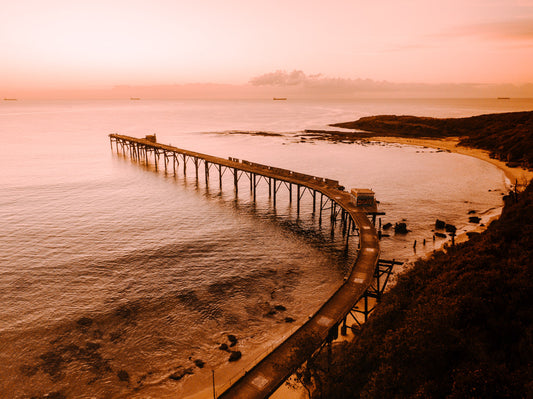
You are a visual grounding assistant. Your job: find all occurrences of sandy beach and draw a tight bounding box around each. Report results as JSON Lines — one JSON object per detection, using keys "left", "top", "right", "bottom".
{"left": 370, "top": 136, "right": 533, "bottom": 187}
{"left": 373, "top": 136, "right": 533, "bottom": 247}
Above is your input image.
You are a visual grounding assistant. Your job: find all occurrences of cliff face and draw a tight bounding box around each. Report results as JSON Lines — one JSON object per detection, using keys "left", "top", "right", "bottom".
{"left": 310, "top": 184, "right": 533, "bottom": 398}
{"left": 331, "top": 111, "right": 533, "bottom": 168}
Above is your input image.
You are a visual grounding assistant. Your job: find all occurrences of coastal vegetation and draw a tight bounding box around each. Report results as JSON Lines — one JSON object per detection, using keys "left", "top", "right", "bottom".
{"left": 329, "top": 111, "right": 533, "bottom": 169}
{"left": 295, "top": 111, "right": 533, "bottom": 398}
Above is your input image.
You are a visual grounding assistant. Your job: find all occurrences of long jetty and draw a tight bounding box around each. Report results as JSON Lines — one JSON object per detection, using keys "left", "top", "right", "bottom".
{"left": 109, "top": 134, "right": 398, "bottom": 398}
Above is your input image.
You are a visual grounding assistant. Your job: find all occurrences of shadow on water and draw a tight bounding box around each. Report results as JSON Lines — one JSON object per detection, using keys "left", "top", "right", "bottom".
{"left": 113, "top": 152, "right": 358, "bottom": 269}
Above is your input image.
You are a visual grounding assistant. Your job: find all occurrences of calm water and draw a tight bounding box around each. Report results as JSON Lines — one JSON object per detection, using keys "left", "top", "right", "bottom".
{"left": 0, "top": 98, "right": 530, "bottom": 398}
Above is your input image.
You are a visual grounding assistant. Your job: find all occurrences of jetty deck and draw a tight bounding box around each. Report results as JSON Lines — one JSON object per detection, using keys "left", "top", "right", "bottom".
{"left": 109, "top": 134, "right": 385, "bottom": 398}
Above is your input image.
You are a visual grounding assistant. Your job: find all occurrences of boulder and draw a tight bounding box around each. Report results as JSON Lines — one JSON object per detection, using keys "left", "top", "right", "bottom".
{"left": 435, "top": 232, "right": 447, "bottom": 238}
{"left": 469, "top": 216, "right": 481, "bottom": 224}
{"left": 394, "top": 222, "right": 408, "bottom": 234}
{"left": 382, "top": 222, "right": 392, "bottom": 230}
{"left": 445, "top": 223, "right": 457, "bottom": 233}
{"left": 435, "top": 219, "right": 446, "bottom": 229}
{"left": 229, "top": 351, "right": 242, "bottom": 362}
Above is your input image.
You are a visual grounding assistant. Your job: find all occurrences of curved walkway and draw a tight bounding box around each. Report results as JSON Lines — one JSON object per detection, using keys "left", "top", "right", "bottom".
{"left": 108, "top": 134, "right": 380, "bottom": 398}
{"left": 218, "top": 195, "right": 379, "bottom": 398}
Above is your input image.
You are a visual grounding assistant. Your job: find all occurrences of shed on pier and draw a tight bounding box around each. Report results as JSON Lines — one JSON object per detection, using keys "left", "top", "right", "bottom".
{"left": 350, "top": 188, "right": 375, "bottom": 207}
{"left": 145, "top": 134, "right": 157, "bottom": 143}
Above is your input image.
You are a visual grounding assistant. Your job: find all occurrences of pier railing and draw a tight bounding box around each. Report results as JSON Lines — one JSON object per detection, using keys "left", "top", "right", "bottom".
{"left": 109, "top": 134, "right": 396, "bottom": 398}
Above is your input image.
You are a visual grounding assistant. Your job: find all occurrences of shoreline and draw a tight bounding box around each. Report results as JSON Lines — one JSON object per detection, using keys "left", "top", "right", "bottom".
{"left": 369, "top": 136, "right": 533, "bottom": 187}
{"left": 368, "top": 136, "right": 532, "bottom": 267}
{"left": 369, "top": 136, "right": 525, "bottom": 257}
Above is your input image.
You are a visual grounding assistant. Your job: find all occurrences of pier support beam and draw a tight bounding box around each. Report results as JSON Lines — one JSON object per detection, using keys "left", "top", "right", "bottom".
{"left": 253, "top": 174, "right": 257, "bottom": 202}
{"left": 289, "top": 184, "right": 292, "bottom": 203}
{"left": 233, "top": 168, "right": 238, "bottom": 195}
{"left": 297, "top": 185, "right": 301, "bottom": 216}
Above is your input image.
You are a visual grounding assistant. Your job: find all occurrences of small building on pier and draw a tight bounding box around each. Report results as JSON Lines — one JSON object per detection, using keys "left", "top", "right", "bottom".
{"left": 350, "top": 188, "right": 375, "bottom": 207}
{"left": 145, "top": 134, "right": 157, "bottom": 143}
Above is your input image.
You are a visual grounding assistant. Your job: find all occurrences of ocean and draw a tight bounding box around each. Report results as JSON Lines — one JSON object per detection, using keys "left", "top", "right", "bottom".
{"left": 1, "top": 98, "right": 531, "bottom": 398}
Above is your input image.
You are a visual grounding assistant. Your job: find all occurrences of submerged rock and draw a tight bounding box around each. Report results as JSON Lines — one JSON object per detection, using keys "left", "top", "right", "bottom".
{"left": 76, "top": 317, "right": 93, "bottom": 329}
{"left": 117, "top": 370, "right": 129, "bottom": 382}
{"left": 227, "top": 334, "right": 238, "bottom": 347}
{"left": 469, "top": 216, "right": 481, "bottom": 223}
{"left": 169, "top": 367, "right": 193, "bottom": 381}
{"left": 382, "top": 222, "right": 393, "bottom": 230}
{"left": 194, "top": 359, "right": 205, "bottom": 368}
{"left": 219, "top": 343, "right": 229, "bottom": 351}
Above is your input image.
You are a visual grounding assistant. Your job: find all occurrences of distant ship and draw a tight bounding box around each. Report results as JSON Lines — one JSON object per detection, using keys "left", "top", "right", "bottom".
{"left": 130, "top": 97, "right": 141, "bottom": 100}
{"left": 273, "top": 97, "right": 287, "bottom": 101}
{"left": 497, "top": 97, "right": 510, "bottom": 100}
{"left": 3, "top": 98, "right": 17, "bottom": 101}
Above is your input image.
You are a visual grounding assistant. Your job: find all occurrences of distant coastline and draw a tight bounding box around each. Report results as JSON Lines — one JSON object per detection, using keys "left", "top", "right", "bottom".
{"left": 329, "top": 111, "right": 533, "bottom": 171}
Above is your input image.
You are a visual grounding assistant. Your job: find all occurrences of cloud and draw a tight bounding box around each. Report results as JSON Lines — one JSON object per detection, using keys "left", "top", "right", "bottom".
{"left": 249, "top": 70, "right": 307, "bottom": 86}
{"left": 247, "top": 70, "right": 533, "bottom": 98}
{"left": 249, "top": 70, "right": 382, "bottom": 91}
{"left": 249, "top": 70, "right": 413, "bottom": 94}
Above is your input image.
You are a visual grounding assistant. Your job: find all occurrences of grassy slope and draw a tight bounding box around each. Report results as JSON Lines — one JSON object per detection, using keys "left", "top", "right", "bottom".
{"left": 331, "top": 111, "right": 533, "bottom": 168}
{"left": 316, "top": 185, "right": 533, "bottom": 398}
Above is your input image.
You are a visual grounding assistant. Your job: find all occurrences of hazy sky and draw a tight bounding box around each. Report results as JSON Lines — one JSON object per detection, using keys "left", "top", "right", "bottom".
{"left": 1, "top": 0, "right": 533, "bottom": 92}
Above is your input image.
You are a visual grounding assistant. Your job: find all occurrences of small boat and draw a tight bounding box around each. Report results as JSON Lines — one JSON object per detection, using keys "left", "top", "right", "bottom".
{"left": 497, "top": 97, "right": 510, "bottom": 100}
{"left": 273, "top": 97, "right": 287, "bottom": 101}
{"left": 130, "top": 97, "right": 141, "bottom": 100}
{"left": 3, "top": 98, "right": 17, "bottom": 101}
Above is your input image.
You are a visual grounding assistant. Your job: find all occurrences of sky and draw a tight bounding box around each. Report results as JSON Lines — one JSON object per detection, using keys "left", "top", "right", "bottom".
{"left": 1, "top": 0, "right": 533, "bottom": 97}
